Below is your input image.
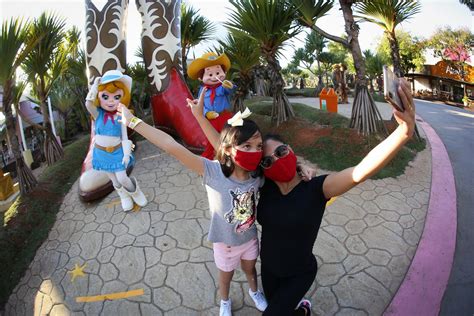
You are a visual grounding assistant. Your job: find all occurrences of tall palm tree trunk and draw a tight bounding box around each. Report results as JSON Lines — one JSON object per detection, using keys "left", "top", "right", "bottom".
{"left": 3, "top": 83, "right": 38, "bottom": 194}
{"left": 39, "top": 99, "right": 64, "bottom": 165}
{"left": 316, "top": 59, "right": 324, "bottom": 91}
{"left": 232, "top": 74, "right": 252, "bottom": 113}
{"left": 181, "top": 46, "right": 189, "bottom": 81}
{"left": 340, "top": 0, "right": 386, "bottom": 135}
{"left": 265, "top": 54, "right": 294, "bottom": 125}
{"left": 388, "top": 32, "right": 404, "bottom": 77}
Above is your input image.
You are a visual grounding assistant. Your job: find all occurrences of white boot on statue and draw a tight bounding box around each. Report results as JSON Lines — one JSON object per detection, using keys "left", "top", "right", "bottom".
{"left": 130, "top": 177, "right": 147, "bottom": 207}
{"left": 115, "top": 185, "right": 134, "bottom": 211}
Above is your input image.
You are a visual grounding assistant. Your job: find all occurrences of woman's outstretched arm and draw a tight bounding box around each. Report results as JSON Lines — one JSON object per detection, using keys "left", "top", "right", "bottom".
{"left": 117, "top": 104, "right": 204, "bottom": 176}
{"left": 323, "top": 78, "right": 416, "bottom": 199}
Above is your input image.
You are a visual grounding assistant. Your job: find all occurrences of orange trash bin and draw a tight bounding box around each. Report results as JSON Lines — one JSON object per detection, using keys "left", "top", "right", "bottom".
{"left": 319, "top": 88, "right": 338, "bottom": 113}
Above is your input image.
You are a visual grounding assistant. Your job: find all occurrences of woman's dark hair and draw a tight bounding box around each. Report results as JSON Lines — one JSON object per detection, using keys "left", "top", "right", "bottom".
{"left": 263, "top": 133, "right": 286, "bottom": 144}
{"left": 216, "top": 118, "right": 261, "bottom": 177}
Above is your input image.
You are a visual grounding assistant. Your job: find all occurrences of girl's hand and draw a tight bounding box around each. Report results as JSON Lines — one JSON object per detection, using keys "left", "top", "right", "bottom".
{"left": 117, "top": 103, "right": 135, "bottom": 127}
{"left": 391, "top": 78, "right": 416, "bottom": 137}
{"left": 297, "top": 164, "right": 316, "bottom": 182}
{"left": 187, "top": 87, "right": 207, "bottom": 119}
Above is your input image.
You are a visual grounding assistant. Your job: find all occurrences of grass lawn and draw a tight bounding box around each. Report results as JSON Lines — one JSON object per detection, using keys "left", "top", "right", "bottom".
{"left": 0, "top": 135, "right": 89, "bottom": 308}
{"left": 245, "top": 97, "right": 425, "bottom": 179}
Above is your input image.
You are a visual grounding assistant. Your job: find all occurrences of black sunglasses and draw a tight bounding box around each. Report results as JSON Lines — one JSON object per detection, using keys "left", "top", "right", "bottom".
{"left": 260, "top": 144, "right": 290, "bottom": 169}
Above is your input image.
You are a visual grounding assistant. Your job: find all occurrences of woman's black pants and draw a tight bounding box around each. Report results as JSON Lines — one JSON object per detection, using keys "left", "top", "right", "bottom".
{"left": 261, "top": 265, "right": 317, "bottom": 316}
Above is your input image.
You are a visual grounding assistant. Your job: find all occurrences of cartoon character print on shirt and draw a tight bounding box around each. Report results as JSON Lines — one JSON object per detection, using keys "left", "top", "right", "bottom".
{"left": 224, "top": 187, "right": 259, "bottom": 233}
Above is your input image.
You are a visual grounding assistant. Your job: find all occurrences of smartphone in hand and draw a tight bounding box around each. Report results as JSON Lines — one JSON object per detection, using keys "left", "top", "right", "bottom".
{"left": 383, "top": 65, "right": 404, "bottom": 112}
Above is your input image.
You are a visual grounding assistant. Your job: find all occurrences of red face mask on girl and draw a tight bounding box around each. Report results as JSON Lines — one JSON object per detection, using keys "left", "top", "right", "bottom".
{"left": 233, "top": 149, "right": 263, "bottom": 171}
{"left": 262, "top": 145, "right": 297, "bottom": 182}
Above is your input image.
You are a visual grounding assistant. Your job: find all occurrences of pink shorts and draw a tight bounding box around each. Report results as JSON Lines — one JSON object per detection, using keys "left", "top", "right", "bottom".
{"left": 213, "top": 238, "right": 259, "bottom": 272}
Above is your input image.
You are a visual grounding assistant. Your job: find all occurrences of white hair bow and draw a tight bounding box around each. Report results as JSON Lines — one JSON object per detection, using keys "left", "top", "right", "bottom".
{"left": 227, "top": 107, "right": 252, "bottom": 127}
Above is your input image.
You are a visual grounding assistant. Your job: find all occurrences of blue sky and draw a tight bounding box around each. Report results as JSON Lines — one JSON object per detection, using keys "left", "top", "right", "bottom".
{"left": 1, "top": 0, "right": 472, "bottom": 66}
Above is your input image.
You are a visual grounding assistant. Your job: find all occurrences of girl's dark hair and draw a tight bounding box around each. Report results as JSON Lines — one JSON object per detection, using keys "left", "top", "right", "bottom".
{"left": 216, "top": 118, "right": 261, "bottom": 177}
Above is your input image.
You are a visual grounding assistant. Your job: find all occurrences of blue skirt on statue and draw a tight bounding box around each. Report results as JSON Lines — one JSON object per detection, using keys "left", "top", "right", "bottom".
{"left": 92, "top": 146, "right": 134, "bottom": 172}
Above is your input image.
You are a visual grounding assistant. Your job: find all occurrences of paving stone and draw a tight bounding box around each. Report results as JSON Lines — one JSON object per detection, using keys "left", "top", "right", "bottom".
{"left": 78, "top": 231, "right": 102, "bottom": 260}
{"left": 316, "top": 263, "right": 346, "bottom": 286}
{"left": 346, "top": 235, "right": 368, "bottom": 255}
{"left": 150, "top": 220, "right": 167, "bottom": 237}
{"left": 322, "top": 225, "right": 348, "bottom": 244}
{"left": 365, "top": 266, "right": 393, "bottom": 292}
{"left": 99, "top": 262, "right": 119, "bottom": 282}
{"left": 145, "top": 247, "right": 162, "bottom": 268}
{"left": 189, "top": 247, "right": 214, "bottom": 263}
{"left": 113, "top": 234, "right": 135, "bottom": 248}
{"left": 102, "top": 300, "right": 140, "bottom": 316}
{"left": 134, "top": 234, "right": 154, "bottom": 247}
{"left": 168, "top": 191, "right": 196, "bottom": 211}
{"left": 361, "top": 226, "right": 406, "bottom": 256}
{"left": 313, "top": 286, "right": 338, "bottom": 316}
{"left": 155, "top": 235, "right": 177, "bottom": 251}
{"left": 388, "top": 255, "right": 411, "bottom": 277}
{"left": 50, "top": 304, "right": 71, "bottom": 316}
{"left": 365, "top": 249, "right": 391, "bottom": 266}
{"left": 144, "top": 264, "right": 167, "bottom": 288}
{"left": 124, "top": 212, "right": 151, "bottom": 236}
{"left": 362, "top": 200, "right": 380, "bottom": 214}
{"left": 325, "top": 213, "right": 350, "bottom": 226}
{"left": 153, "top": 287, "right": 181, "bottom": 311}
{"left": 158, "top": 202, "right": 176, "bottom": 213}
{"left": 345, "top": 220, "right": 367, "bottom": 235}
{"left": 315, "top": 230, "right": 348, "bottom": 263}
{"left": 161, "top": 248, "right": 190, "bottom": 265}
{"left": 383, "top": 222, "right": 404, "bottom": 236}
{"left": 343, "top": 255, "right": 371, "bottom": 274}
{"left": 140, "top": 303, "right": 163, "bottom": 316}
{"left": 333, "top": 272, "right": 391, "bottom": 315}
{"left": 111, "top": 223, "right": 128, "bottom": 235}
{"left": 379, "top": 210, "right": 401, "bottom": 222}
{"left": 97, "top": 246, "right": 115, "bottom": 264}
{"left": 399, "top": 214, "right": 416, "bottom": 229}
{"left": 363, "top": 213, "right": 384, "bottom": 227}
{"left": 360, "top": 190, "right": 377, "bottom": 201}
{"left": 403, "top": 229, "right": 420, "bottom": 246}
{"left": 166, "top": 219, "right": 203, "bottom": 249}
{"left": 166, "top": 262, "right": 215, "bottom": 309}
{"left": 336, "top": 308, "right": 368, "bottom": 315}
{"left": 112, "top": 246, "right": 146, "bottom": 284}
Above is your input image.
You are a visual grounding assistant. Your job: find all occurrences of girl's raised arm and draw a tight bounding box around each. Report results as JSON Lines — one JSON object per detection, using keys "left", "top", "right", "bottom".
{"left": 323, "top": 78, "right": 416, "bottom": 199}
{"left": 117, "top": 104, "right": 205, "bottom": 176}
{"left": 187, "top": 87, "right": 221, "bottom": 150}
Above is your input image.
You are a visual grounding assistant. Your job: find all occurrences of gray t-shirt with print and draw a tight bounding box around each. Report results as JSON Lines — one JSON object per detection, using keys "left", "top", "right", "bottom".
{"left": 202, "top": 158, "right": 263, "bottom": 246}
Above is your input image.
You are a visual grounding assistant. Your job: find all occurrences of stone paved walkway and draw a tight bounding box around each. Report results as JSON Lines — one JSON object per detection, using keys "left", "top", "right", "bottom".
{"left": 5, "top": 133, "right": 431, "bottom": 315}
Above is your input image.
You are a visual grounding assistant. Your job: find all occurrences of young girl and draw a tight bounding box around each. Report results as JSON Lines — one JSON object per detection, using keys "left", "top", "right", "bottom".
{"left": 85, "top": 70, "right": 147, "bottom": 211}
{"left": 118, "top": 88, "right": 268, "bottom": 315}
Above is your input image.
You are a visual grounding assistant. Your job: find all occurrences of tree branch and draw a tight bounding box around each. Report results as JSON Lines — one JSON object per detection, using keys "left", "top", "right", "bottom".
{"left": 312, "top": 24, "right": 350, "bottom": 49}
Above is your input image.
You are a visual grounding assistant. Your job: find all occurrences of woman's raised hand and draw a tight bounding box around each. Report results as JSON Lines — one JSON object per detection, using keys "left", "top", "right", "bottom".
{"left": 391, "top": 78, "right": 416, "bottom": 137}
{"left": 187, "top": 87, "right": 207, "bottom": 119}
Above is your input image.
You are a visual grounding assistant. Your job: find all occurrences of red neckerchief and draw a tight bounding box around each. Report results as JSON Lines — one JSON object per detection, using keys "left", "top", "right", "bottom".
{"left": 204, "top": 83, "right": 222, "bottom": 105}
{"left": 103, "top": 110, "right": 117, "bottom": 125}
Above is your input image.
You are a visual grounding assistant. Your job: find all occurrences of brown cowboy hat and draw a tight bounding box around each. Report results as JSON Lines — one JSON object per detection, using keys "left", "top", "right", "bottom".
{"left": 187, "top": 52, "right": 231, "bottom": 80}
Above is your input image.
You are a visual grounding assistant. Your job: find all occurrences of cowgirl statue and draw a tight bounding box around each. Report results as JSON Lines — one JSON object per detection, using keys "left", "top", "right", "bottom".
{"left": 85, "top": 70, "right": 147, "bottom": 211}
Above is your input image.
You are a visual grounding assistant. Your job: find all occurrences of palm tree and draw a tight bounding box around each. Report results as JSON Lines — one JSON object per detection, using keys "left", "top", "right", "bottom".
{"left": 181, "top": 4, "right": 215, "bottom": 82}
{"left": 459, "top": 0, "right": 474, "bottom": 11}
{"left": 364, "top": 50, "right": 385, "bottom": 93}
{"left": 214, "top": 33, "right": 261, "bottom": 112}
{"left": 22, "top": 13, "right": 75, "bottom": 165}
{"left": 0, "top": 18, "right": 40, "bottom": 194}
{"left": 355, "top": 0, "right": 421, "bottom": 77}
{"left": 50, "top": 79, "right": 76, "bottom": 140}
{"left": 293, "top": 0, "right": 387, "bottom": 135}
{"left": 226, "top": 0, "right": 301, "bottom": 125}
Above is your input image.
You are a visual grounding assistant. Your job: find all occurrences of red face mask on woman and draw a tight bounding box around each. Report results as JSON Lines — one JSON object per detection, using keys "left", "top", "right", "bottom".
{"left": 263, "top": 150, "right": 297, "bottom": 182}
{"left": 233, "top": 149, "right": 263, "bottom": 171}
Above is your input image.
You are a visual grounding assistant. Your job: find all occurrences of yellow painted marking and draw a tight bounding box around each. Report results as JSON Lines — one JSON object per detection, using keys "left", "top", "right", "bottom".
{"left": 132, "top": 204, "right": 141, "bottom": 212}
{"left": 76, "top": 289, "right": 144, "bottom": 303}
{"left": 326, "top": 196, "right": 338, "bottom": 206}
{"left": 68, "top": 263, "right": 87, "bottom": 282}
{"left": 106, "top": 199, "right": 121, "bottom": 208}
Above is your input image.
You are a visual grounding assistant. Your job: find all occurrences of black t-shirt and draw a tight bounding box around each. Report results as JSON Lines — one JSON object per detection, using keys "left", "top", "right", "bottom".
{"left": 257, "top": 175, "right": 329, "bottom": 277}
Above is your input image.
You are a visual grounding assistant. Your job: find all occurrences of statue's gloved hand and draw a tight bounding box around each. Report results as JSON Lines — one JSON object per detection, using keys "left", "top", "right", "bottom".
{"left": 86, "top": 77, "right": 101, "bottom": 102}
{"left": 205, "top": 111, "right": 220, "bottom": 120}
{"left": 222, "top": 80, "right": 234, "bottom": 89}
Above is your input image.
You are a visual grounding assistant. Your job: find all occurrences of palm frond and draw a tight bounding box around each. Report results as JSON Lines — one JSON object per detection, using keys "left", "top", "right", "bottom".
{"left": 181, "top": 4, "right": 216, "bottom": 51}
{"left": 226, "top": 0, "right": 301, "bottom": 59}
{"left": 292, "top": 0, "right": 334, "bottom": 28}
{"left": 355, "top": 0, "right": 421, "bottom": 33}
